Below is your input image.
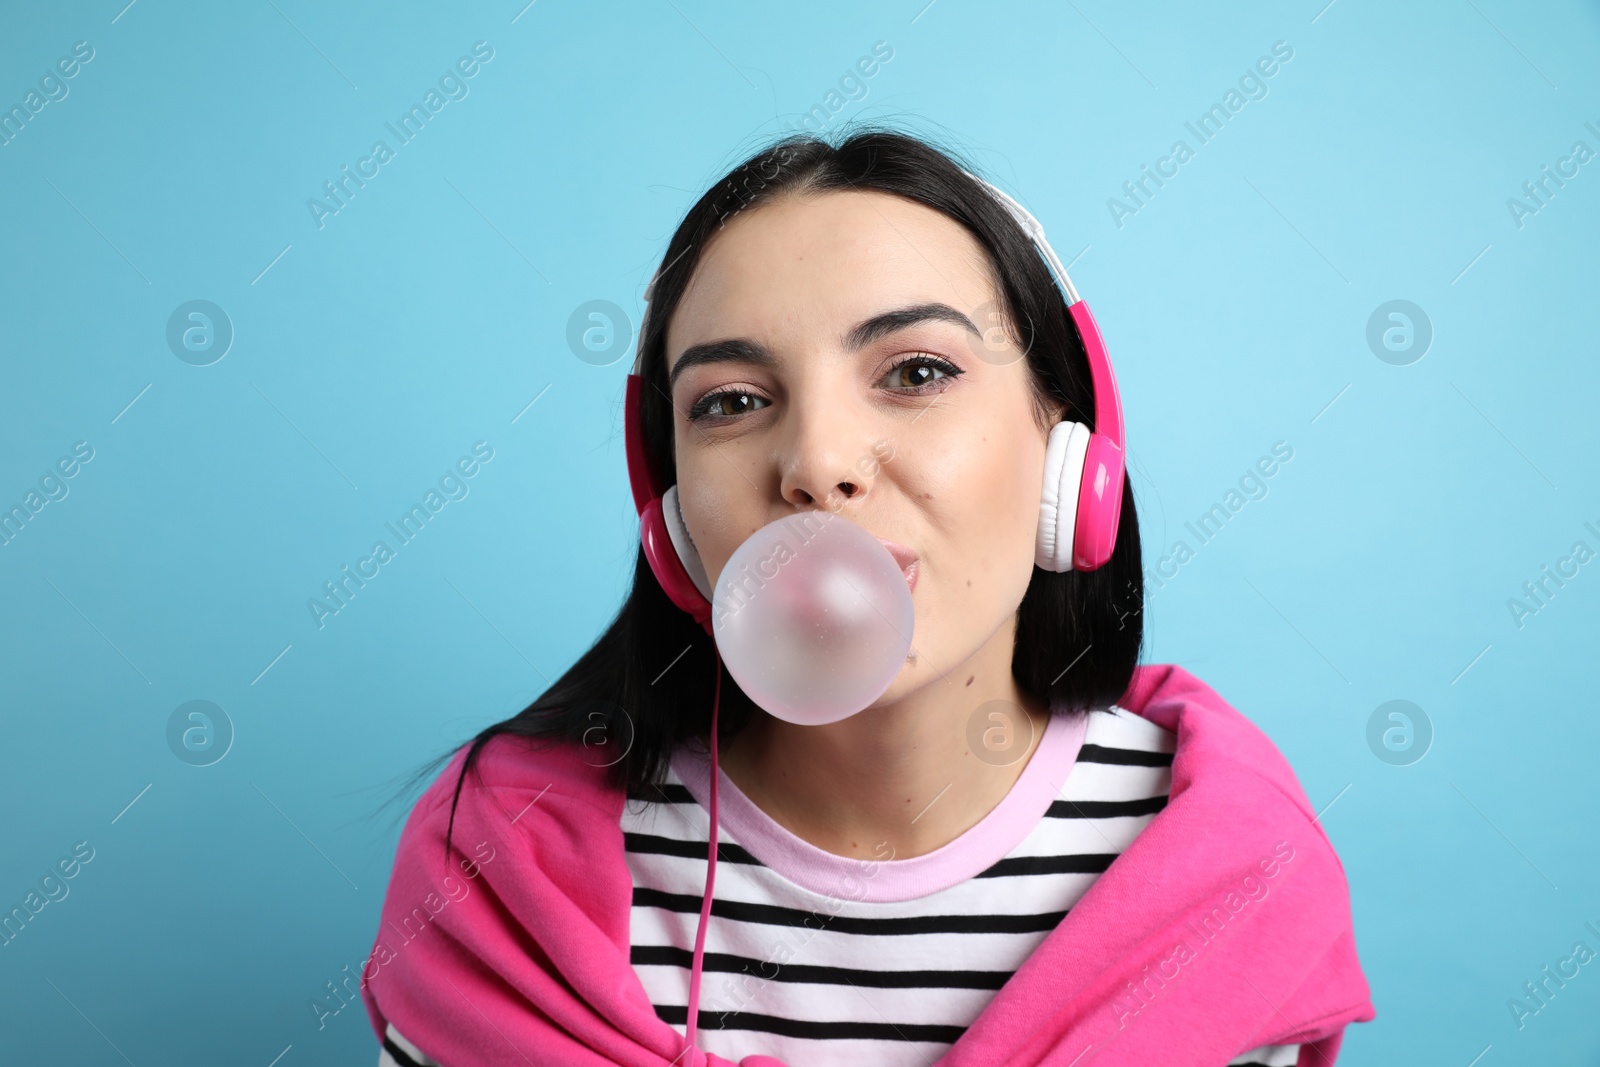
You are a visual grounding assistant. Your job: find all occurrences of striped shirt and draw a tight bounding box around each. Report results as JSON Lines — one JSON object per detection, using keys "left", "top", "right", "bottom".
{"left": 379, "top": 706, "right": 1301, "bottom": 1066}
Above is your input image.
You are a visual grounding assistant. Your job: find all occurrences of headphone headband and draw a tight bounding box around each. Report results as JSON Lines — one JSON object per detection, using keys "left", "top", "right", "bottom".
{"left": 960, "top": 171, "right": 1082, "bottom": 304}
{"left": 957, "top": 171, "right": 1123, "bottom": 456}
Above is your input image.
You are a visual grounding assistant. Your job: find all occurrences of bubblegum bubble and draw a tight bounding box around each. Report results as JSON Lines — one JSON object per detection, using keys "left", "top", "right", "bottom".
{"left": 711, "top": 512, "right": 915, "bottom": 726}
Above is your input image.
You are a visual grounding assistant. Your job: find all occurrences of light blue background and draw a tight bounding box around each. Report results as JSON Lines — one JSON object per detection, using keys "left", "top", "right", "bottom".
{"left": 1, "top": 0, "right": 1597, "bottom": 1063}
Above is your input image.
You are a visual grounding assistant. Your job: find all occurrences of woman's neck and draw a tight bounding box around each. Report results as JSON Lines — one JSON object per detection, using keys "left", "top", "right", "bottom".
{"left": 702, "top": 652, "right": 1053, "bottom": 863}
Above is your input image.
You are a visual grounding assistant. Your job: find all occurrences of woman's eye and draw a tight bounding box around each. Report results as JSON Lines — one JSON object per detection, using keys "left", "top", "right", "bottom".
{"left": 884, "top": 354, "right": 962, "bottom": 391}
{"left": 686, "top": 355, "right": 962, "bottom": 424}
{"left": 687, "top": 390, "right": 769, "bottom": 422}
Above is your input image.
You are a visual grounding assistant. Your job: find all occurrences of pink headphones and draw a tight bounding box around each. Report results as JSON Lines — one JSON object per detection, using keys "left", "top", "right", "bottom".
{"left": 623, "top": 172, "right": 1126, "bottom": 634}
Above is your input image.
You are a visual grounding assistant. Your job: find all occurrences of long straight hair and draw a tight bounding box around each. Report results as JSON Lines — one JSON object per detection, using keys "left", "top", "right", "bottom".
{"left": 402, "top": 123, "right": 1145, "bottom": 857}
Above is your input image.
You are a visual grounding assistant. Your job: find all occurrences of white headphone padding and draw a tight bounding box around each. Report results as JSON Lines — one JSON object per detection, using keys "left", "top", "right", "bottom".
{"left": 661, "top": 484, "right": 713, "bottom": 600}
{"left": 1036, "top": 421, "right": 1091, "bottom": 573}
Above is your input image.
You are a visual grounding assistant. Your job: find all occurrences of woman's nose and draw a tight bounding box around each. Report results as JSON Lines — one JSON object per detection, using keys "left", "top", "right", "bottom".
{"left": 778, "top": 409, "right": 877, "bottom": 513}
{"left": 786, "top": 475, "right": 862, "bottom": 511}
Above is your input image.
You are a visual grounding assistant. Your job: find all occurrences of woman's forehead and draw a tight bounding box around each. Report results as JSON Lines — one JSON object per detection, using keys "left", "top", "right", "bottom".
{"left": 666, "top": 190, "right": 998, "bottom": 366}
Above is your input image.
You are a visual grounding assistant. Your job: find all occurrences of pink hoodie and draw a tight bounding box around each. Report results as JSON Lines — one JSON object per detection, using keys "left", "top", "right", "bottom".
{"left": 361, "top": 663, "right": 1375, "bottom": 1065}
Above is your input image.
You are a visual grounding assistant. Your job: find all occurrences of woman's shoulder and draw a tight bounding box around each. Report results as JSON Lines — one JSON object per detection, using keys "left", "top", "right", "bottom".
{"left": 376, "top": 732, "right": 635, "bottom": 942}
{"left": 1118, "top": 662, "right": 1353, "bottom": 871}
{"left": 1121, "top": 664, "right": 1312, "bottom": 791}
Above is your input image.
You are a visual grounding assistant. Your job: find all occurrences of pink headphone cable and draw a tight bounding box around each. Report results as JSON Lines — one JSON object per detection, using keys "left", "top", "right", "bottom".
{"left": 683, "top": 646, "right": 723, "bottom": 1055}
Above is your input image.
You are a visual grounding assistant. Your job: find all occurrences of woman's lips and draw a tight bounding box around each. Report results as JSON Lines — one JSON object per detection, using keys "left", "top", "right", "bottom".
{"left": 873, "top": 536, "right": 920, "bottom": 594}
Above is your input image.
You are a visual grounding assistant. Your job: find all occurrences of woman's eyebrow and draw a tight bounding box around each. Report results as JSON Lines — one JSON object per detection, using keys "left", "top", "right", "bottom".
{"left": 668, "top": 302, "right": 981, "bottom": 390}
{"left": 845, "top": 302, "right": 981, "bottom": 349}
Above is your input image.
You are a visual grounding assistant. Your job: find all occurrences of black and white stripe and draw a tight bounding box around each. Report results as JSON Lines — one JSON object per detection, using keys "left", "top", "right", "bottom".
{"left": 378, "top": 1022, "right": 432, "bottom": 1067}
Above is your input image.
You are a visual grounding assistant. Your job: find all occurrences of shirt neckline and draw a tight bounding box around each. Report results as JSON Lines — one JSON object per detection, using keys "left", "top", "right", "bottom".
{"left": 669, "top": 705, "right": 1093, "bottom": 904}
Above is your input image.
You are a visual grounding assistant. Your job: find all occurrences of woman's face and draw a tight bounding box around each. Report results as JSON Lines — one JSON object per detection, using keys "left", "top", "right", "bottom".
{"left": 664, "top": 188, "right": 1065, "bottom": 702}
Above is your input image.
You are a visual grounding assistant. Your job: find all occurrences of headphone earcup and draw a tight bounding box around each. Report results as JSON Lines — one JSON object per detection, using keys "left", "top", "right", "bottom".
{"left": 661, "top": 484, "right": 713, "bottom": 601}
{"left": 1071, "top": 431, "right": 1126, "bottom": 572}
{"left": 639, "top": 490, "right": 713, "bottom": 633}
{"left": 1036, "top": 421, "right": 1091, "bottom": 572}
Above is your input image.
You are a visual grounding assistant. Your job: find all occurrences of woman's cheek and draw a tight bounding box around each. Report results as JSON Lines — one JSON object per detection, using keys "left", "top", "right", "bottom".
{"left": 677, "top": 471, "right": 734, "bottom": 586}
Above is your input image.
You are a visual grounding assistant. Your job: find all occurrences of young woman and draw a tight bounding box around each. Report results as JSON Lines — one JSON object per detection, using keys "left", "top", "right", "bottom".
{"left": 360, "top": 127, "right": 1375, "bottom": 1066}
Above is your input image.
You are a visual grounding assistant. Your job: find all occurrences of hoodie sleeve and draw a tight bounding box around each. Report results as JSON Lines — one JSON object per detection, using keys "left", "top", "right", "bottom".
{"left": 360, "top": 735, "right": 796, "bottom": 1067}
